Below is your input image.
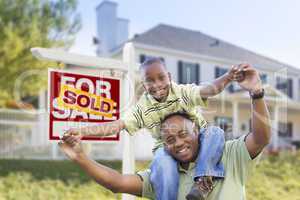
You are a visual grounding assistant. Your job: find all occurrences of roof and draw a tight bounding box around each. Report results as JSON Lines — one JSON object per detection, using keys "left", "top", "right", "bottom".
{"left": 131, "top": 24, "right": 300, "bottom": 73}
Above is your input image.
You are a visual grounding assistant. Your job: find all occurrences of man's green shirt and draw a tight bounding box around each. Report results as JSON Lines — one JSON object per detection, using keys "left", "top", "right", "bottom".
{"left": 138, "top": 135, "right": 261, "bottom": 200}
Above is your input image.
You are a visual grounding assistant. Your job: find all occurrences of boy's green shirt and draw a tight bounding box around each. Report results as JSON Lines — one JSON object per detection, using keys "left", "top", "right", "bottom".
{"left": 122, "top": 82, "right": 207, "bottom": 150}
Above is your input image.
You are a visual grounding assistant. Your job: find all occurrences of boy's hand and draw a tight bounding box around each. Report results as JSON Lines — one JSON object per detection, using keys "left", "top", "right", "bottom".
{"left": 227, "top": 65, "right": 245, "bottom": 82}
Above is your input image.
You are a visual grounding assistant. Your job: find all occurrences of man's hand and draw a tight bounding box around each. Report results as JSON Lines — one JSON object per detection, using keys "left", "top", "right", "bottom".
{"left": 59, "top": 135, "right": 84, "bottom": 161}
{"left": 62, "top": 128, "right": 83, "bottom": 142}
{"left": 235, "top": 64, "right": 262, "bottom": 93}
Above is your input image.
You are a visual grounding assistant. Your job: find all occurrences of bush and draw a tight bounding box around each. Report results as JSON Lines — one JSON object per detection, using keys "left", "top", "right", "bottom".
{"left": 0, "top": 152, "right": 299, "bottom": 200}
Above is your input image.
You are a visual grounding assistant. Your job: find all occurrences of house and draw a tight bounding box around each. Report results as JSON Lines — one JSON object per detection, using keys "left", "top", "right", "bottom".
{"left": 2, "top": 1, "right": 298, "bottom": 160}
{"left": 91, "top": 1, "right": 300, "bottom": 159}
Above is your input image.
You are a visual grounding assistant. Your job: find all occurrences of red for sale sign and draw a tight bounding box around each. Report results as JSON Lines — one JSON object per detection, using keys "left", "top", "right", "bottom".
{"left": 48, "top": 69, "right": 120, "bottom": 141}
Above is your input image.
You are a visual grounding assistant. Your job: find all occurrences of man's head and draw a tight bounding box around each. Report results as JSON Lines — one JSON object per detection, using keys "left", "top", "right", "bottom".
{"left": 160, "top": 112, "right": 199, "bottom": 164}
{"left": 140, "top": 58, "right": 171, "bottom": 102}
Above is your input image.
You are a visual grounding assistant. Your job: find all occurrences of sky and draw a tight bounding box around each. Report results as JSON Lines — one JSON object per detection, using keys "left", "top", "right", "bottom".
{"left": 70, "top": 0, "right": 300, "bottom": 69}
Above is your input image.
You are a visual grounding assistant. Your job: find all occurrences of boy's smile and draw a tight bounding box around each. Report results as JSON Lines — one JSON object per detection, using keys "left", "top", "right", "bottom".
{"left": 141, "top": 61, "right": 171, "bottom": 102}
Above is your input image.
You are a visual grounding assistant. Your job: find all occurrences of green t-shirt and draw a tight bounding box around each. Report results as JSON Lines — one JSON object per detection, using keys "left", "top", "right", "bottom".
{"left": 138, "top": 135, "right": 261, "bottom": 200}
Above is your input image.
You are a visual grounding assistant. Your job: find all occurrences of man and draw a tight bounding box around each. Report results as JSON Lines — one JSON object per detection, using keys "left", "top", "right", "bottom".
{"left": 59, "top": 63, "right": 271, "bottom": 200}
{"left": 63, "top": 57, "right": 243, "bottom": 200}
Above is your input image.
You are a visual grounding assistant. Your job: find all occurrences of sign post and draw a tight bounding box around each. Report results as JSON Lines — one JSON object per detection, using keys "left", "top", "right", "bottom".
{"left": 121, "top": 43, "right": 137, "bottom": 200}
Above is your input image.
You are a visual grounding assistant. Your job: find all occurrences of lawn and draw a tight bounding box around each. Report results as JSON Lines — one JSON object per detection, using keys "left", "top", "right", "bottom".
{"left": 0, "top": 151, "right": 299, "bottom": 200}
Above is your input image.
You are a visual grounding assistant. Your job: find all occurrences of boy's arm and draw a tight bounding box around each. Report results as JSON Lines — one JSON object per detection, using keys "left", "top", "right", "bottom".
{"left": 65, "top": 119, "right": 125, "bottom": 137}
{"left": 64, "top": 105, "right": 143, "bottom": 139}
{"left": 59, "top": 141, "right": 143, "bottom": 196}
{"left": 199, "top": 65, "right": 242, "bottom": 98}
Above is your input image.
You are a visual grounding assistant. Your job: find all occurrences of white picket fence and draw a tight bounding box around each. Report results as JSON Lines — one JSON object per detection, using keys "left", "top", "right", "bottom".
{"left": 0, "top": 108, "right": 154, "bottom": 160}
{"left": 0, "top": 109, "right": 46, "bottom": 159}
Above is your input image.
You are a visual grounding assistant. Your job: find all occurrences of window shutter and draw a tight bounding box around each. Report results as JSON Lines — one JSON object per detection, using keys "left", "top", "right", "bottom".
{"left": 288, "top": 122, "right": 293, "bottom": 137}
{"left": 276, "top": 77, "right": 280, "bottom": 89}
{"left": 215, "top": 66, "right": 220, "bottom": 78}
{"left": 140, "top": 54, "right": 146, "bottom": 63}
{"left": 195, "top": 63, "right": 200, "bottom": 84}
{"left": 288, "top": 79, "right": 293, "bottom": 98}
{"left": 178, "top": 61, "right": 183, "bottom": 83}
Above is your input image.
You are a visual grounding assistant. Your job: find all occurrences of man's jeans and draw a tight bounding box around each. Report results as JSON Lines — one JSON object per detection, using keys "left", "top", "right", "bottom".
{"left": 150, "top": 126, "right": 225, "bottom": 200}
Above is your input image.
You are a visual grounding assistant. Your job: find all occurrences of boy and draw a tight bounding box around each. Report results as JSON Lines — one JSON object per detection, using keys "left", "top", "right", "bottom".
{"left": 64, "top": 58, "right": 243, "bottom": 200}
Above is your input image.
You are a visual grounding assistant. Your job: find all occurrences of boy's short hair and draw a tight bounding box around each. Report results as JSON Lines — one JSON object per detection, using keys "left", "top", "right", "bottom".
{"left": 139, "top": 57, "right": 166, "bottom": 71}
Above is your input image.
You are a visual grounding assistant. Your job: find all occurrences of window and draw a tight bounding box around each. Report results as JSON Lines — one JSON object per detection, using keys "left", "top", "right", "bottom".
{"left": 278, "top": 122, "right": 293, "bottom": 138}
{"left": 215, "top": 66, "right": 235, "bottom": 92}
{"left": 215, "top": 66, "right": 227, "bottom": 78}
{"left": 276, "top": 77, "right": 293, "bottom": 98}
{"left": 140, "top": 54, "right": 146, "bottom": 63}
{"left": 214, "top": 116, "right": 233, "bottom": 140}
{"left": 139, "top": 54, "right": 164, "bottom": 63}
{"left": 178, "top": 61, "right": 200, "bottom": 84}
{"left": 260, "top": 74, "right": 267, "bottom": 84}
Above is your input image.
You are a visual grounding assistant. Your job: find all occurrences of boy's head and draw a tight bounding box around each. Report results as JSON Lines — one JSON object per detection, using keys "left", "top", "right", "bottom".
{"left": 140, "top": 57, "right": 171, "bottom": 102}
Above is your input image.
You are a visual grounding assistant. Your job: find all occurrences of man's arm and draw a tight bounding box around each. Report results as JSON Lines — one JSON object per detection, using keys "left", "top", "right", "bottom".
{"left": 236, "top": 64, "right": 271, "bottom": 158}
{"left": 245, "top": 97, "right": 271, "bottom": 158}
{"left": 199, "top": 65, "right": 243, "bottom": 98}
{"left": 59, "top": 141, "right": 143, "bottom": 196}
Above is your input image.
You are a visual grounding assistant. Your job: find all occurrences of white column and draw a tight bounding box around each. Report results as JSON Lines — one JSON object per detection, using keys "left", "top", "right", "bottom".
{"left": 232, "top": 101, "right": 239, "bottom": 138}
{"left": 52, "top": 141, "right": 58, "bottom": 160}
{"left": 39, "top": 89, "right": 46, "bottom": 110}
{"left": 38, "top": 90, "right": 47, "bottom": 145}
{"left": 122, "top": 43, "right": 136, "bottom": 200}
{"left": 272, "top": 106, "right": 279, "bottom": 150}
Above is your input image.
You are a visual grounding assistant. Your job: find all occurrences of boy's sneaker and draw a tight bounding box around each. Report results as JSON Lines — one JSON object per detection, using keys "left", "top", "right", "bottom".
{"left": 186, "top": 177, "right": 213, "bottom": 200}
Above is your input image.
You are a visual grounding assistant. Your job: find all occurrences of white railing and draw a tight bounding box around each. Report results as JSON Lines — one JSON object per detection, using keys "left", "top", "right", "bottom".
{"left": 0, "top": 94, "right": 137, "bottom": 160}
{"left": 0, "top": 108, "right": 38, "bottom": 122}
{"left": 1, "top": 109, "right": 35, "bottom": 158}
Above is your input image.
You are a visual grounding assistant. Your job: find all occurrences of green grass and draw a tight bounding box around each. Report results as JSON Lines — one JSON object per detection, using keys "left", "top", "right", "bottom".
{"left": 0, "top": 151, "right": 300, "bottom": 200}
{"left": 0, "top": 159, "right": 149, "bottom": 200}
{"left": 246, "top": 151, "right": 300, "bottom": 200}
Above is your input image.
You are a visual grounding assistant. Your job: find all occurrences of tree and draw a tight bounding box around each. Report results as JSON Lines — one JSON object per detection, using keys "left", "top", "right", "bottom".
{"left": 0, "top": 0, "right": 81, "bottom": 107}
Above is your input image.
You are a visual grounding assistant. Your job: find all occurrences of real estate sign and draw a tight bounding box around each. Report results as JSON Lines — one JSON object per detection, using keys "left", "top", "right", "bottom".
{"left": 48, "top": 69, "right": 120, "bottom": 141}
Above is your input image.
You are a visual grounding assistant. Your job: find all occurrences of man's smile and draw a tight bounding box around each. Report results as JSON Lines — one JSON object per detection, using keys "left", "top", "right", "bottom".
{"left": 176, "top": 146, "right": 192, "bottom": 158}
